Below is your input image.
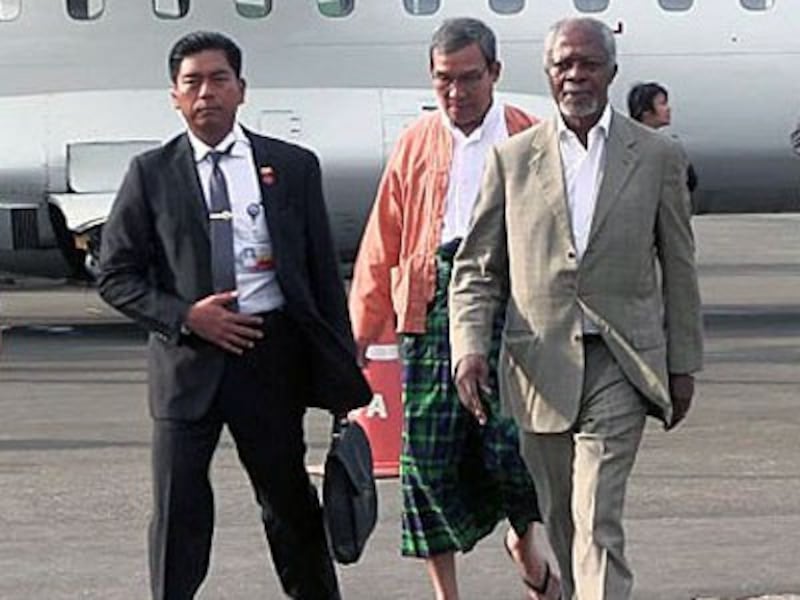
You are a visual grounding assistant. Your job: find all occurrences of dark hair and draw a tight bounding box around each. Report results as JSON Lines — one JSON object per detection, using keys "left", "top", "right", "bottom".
{"left": 429, "top": 17, "right": 497, "bottom": 68}
{"left": 168, "top": 31, "right": 242, "bottom": 83}
{"left": 627, "top": 82, "right": 669, "bottom": 122}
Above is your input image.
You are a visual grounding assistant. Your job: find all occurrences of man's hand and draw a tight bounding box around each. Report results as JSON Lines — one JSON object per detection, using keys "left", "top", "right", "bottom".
{"left": 454, "top": 353, "right": 490, "bottom": 425}
{"left": 667, "top": 373, "right": 695, "bottom": 430}
{"left": 185, "top": 291, "right": 263, "bottom": 355}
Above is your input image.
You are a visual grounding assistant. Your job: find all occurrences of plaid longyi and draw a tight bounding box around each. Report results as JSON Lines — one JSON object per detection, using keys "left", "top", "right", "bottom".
{"left": 399, "top": 242, "right": 541, "bottom": 558}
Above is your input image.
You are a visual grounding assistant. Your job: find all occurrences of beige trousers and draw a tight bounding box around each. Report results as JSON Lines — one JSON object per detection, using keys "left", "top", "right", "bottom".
{"left": 521, "top": 337, "right": 648, "bottom": 600}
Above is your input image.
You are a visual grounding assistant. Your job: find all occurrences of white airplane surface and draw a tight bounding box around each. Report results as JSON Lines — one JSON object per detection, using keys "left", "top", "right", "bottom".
{"left": 1, "top": 0, "right": 798, "bottom": 279}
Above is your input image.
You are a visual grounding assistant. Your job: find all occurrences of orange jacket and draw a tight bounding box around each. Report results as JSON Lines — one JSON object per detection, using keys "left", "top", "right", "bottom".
{"left": 349, "top": 105, "right": 537, "bottom": 342}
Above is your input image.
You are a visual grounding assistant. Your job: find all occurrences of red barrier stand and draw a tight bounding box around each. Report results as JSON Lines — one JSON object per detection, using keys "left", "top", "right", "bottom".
{"left": 351, "top": 344, "right": 403, "bottom": 478}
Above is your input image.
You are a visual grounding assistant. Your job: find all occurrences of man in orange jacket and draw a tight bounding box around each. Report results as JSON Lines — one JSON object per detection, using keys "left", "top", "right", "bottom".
{"left": 349, "top": 17, "right": 559, "bottom": 600}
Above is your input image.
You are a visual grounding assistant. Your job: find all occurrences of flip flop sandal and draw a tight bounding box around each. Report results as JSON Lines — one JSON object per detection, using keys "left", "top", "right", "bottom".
{"left": 503, "top": 530, "right": 561, "bottom": 599}
{"left": 522, "top": 562, "right": 556, "bottom": 598}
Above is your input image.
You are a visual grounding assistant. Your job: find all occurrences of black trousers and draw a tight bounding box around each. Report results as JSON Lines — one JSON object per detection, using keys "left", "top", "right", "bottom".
{"left": 148, "top": 311, "right": 339, "bottom": 600}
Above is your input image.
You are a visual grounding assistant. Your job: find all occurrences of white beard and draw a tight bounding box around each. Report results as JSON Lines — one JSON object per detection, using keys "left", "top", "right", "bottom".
{"left": 559, "top": 96, "right": 599, "bottom": 119}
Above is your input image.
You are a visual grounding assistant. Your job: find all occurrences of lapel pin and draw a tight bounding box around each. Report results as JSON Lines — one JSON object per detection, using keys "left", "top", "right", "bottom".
{"left": 260, "top": 166, "right": 276, "bottom": 186}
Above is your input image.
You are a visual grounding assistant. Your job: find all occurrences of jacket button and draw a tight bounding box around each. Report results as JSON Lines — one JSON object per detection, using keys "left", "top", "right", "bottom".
{"left": 567, "top": 250, "right": 576, "bottom": 260}
{"left": 573, "top": 333, "right": 582, "bottom": 342}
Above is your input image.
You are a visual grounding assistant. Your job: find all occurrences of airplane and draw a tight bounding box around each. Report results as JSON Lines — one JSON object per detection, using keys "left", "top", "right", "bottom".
{"left": 1, "top": 0, "right": 799, "bottom": 281}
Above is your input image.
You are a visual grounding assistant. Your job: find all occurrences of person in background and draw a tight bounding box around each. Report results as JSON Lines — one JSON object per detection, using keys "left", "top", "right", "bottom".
{"left": 628, "top": 81, "right": 698, "bottom": 193}
{"left": 451, "top": 18, "right": 703, "bottom": 599}
{"left": 349, "top": 17, "right": 559, "bottom": 600}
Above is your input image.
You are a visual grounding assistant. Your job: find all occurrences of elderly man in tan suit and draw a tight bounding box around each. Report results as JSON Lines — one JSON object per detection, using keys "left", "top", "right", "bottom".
{"left": 450, "top": 17, "right": 703, "bottom": 600}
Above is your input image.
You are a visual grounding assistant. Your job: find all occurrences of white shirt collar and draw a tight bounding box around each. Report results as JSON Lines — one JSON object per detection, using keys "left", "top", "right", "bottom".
{"left": 556, "top": 102, "right": 612, "bottom": 144}
{"left": 187, "top": 122, "right": 251, "bottom": 163}
{"left": 442, "top": 100, "right": 503, "bottom": 143}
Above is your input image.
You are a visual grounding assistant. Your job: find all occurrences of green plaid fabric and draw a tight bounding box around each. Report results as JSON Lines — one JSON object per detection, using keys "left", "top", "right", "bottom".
{"left": 399, "top": 241, "right": 541, "bottom": 558}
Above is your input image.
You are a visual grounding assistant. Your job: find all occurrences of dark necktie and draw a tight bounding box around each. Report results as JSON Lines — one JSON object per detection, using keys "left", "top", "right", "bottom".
{"left": 208, "top": 145, "right": 238, "bottom": 304}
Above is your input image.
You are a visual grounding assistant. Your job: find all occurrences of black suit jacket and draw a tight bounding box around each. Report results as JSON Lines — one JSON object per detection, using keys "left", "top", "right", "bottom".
{"left": 99, "top": 128, "right": 371, "bottom": 420}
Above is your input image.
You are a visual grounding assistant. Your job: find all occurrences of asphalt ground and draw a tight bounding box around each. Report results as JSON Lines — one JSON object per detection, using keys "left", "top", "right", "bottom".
{"left": 1, "top": 214, "right": 799, "bottom": 599}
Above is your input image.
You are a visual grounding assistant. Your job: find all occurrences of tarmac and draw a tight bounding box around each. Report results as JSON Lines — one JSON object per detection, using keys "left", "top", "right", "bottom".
{"left": 1, "top": 214, "right": 799, "bottom": 599}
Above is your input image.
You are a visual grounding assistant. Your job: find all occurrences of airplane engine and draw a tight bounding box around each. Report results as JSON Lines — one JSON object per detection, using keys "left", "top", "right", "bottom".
{"left": 0, "top": 91, "right": 178, "bottom": 280}
{"left": 0, "top": 96, "right": 81, "bottom": 279}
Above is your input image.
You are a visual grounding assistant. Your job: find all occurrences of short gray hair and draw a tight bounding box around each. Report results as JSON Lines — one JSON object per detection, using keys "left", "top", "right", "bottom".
{"left": 542, "top": 17, "right": 616, "bottom": 69}
{"left": 429, "top": 17, "right": 497, "bottom": 68}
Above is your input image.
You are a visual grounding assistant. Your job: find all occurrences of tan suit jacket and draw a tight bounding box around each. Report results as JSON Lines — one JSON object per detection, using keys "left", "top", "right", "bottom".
{"left": 450, "top": 110, "right": 703, "bottom": 432}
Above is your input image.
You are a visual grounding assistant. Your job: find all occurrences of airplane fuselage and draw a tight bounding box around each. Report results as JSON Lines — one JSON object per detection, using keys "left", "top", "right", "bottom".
{"left": 1, "top": 1, "right": 798, "bottom": 278}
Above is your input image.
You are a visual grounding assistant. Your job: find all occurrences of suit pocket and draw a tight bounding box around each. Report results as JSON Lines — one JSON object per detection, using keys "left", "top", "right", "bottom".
{"left": 630, "top": 328, "right": 665, "bottom": 350}
{"left": 502, "top": 328, "right": 539, "bottom": 346}
{"left": 501, "top": 329, "right": 540, "bottom": 373}
{"left": 498, "top": 340, "right": 540, "bottom": 416}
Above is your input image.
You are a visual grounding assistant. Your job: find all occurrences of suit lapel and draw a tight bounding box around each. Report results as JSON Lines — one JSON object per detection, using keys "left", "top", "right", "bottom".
{"left": 245, "top": 129, "right": 287, "bottom": 260}
{"left": 529, "top": 119, "right": 575, "bottom": 246}
{"left": 588, "top": 111, "right": 638, "bottom": 244}
{"left": 172, "top": 134, "right": 210, "bottom": 240}
{"left": 247, "top": 131, "right": 273, "bottom": 207}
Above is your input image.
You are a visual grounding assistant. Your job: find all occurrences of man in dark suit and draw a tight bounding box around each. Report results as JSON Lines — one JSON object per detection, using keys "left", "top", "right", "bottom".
{"left": 99, "top": 31, "right": 370, "bottom": 600}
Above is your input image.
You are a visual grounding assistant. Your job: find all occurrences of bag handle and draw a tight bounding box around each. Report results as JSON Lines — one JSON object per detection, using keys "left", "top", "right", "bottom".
{"left": 331, "top": 414, "right": 350, "bottom": 440}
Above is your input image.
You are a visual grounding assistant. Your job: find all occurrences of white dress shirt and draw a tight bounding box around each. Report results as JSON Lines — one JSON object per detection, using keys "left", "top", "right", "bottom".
{"left": 441, "top": 101, "right": 509, "bottom": 244}
{"left": 188, "top": 123, "right": 285, "bottom": 314}
{"left": 557, "top": 103, "right": 612, "bottom": 333}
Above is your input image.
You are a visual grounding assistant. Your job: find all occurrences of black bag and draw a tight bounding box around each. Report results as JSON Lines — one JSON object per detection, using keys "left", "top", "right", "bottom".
{"left": 322, "top": 417, "right": 378, "bottom": 564}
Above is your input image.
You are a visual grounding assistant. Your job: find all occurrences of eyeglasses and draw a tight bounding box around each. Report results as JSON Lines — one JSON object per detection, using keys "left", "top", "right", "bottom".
{"left": 432, "top": 66, "right": 489, "bottom": 91}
